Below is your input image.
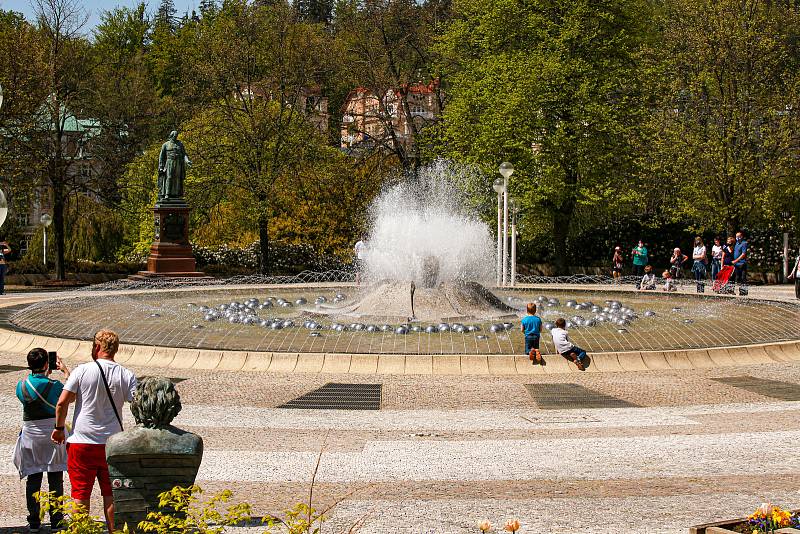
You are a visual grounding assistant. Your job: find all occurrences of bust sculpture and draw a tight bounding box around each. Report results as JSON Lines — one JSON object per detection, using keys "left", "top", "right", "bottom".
{"left": 157, "top": 131, "right": 191, "bottom": 203}
{"left": 106, "top": 377, "right": 203, "bottom": 531}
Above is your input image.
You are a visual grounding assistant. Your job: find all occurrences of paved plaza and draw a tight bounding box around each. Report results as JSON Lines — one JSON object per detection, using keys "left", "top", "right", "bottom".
{"left": 0, "top": 285, "right": 797, "bottom": 533}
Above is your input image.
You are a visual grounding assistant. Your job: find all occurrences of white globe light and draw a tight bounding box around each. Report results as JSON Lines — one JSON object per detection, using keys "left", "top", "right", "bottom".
{"left": 499, "top": 161, "right": 515, "bottom": 179}
{"left": 492, "top": 177, "right": 505, "bottom": 193}
{"left": 40, "top": 213, "right": 52, "bottom": 227}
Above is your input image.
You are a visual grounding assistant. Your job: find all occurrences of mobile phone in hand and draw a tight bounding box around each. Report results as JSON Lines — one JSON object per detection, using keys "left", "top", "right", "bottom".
{"left": 48, "top": 351, "right": 58, "bottom": 370}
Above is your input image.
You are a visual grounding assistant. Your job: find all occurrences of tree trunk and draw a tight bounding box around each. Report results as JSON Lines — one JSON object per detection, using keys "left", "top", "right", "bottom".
{"left": 52, "top": 181, "right": 66, "bottom": 280}
{"left": 258, "top": 209, "right": 269, "bottom": 275}
{"left": 552, "top": 208, "right": 572, "bottom": 276}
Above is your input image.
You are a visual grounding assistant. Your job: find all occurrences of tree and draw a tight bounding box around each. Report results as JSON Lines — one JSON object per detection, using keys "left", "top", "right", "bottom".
{"left": 641, "top": 0, "right": 800, "bottom": 235}
{"left": 156, "top": 0, "right": 176, "bottom": 29}
{"left": 334, "top": 0, "right": 444, "bottom": 171}
{"left": 179, "top": 0, "right": 335, "bottom": 274}
{"left": 438, "top": 0, "right": 650, "bottom": 273}
{"left": 26, "top": 0, "right": 95, "bottom": 279}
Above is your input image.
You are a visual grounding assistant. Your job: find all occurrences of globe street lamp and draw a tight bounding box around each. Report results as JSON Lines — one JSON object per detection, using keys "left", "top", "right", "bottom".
{"left": 40, "top": 213, "right": 52, "bottom": 266}
{"left": 492, "top": 177, "right": 506, "bottom": 286}
{"left": 498, "top": 162, "right": 514, "bottom": 286}
{"left": 0, "top": 189, "right": 7, "bottom": 230}
{"left": 509, "top": 197, "right": 519, "bottom": 287}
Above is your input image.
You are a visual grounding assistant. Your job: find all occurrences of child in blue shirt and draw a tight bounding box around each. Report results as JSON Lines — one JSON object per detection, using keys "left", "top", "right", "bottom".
{"left": 521, "top": 303, "right": 544, "bottom": 364}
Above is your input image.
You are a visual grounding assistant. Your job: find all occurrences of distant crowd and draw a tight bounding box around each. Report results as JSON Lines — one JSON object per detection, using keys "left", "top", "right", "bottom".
{"left": 614, "top": 231, "right": 749, "bottom": 296}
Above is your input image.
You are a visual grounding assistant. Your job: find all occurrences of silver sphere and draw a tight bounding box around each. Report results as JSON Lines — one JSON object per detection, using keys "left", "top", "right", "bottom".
{"left": 425, "top": 325, "right": 438, "bottom": 334}
{"left": 395, "top": 326, "right": 409, "bottom": 335}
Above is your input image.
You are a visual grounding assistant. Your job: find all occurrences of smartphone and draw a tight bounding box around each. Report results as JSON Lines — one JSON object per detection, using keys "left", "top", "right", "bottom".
{"left": 48, "top": 351, "right": 58, "bottom": 370}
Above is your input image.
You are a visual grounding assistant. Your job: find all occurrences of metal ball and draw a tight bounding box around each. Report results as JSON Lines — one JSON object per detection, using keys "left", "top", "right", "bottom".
{"left": 410, "top": 325, "right": 422, "bottom": 332}
{"left": 476, "top": 334, "right": 489, "bottom": 340}
{"left": 309, "top": 332, "right": 322, "bottom": 337}
{"left": 489, "top": 324, "right": 503, "bottom": 333}
{"left": 566, "top": 300, "right": 577, "bottom": 308}
{"left": 366, "top": 324, "right": 378, "bottom": 333}
{"left": 381, "top": 324, "right": 393, "bottom": 332}
{"left": 617, "top": 328, "right": 628, "bottom": 334}
{"left": 295, "top": 298, "right": 307, "bottom": 306}
{"left": 548, "top": 298, "right": 560, "bottom": 305}
{"left": 467, "top": 325, "right": 480, "bottom": 332}
{"left": 672, "top": 307, "right": 682, "bottom": 312}
{"left": 684, "top": 319, "right": 694, "bottom": 324}
{"left": 281, "top": 319, "right": 294, "bottom": 328}
{"left": 565, "top": 321, "right": 574, "bottom": 329}
{"left": 315, "top": 297, "right": 326, "bottom": 305}
{"left": 425, "top": 325, "right": 438, "bottom": 334}
{"left": 281, "top": 301, "right": 293, "bottom": 308}
{"left": 149, "top": 313, "right": 161, "bottom": 318}
{"left": 335, "top": 293, "right": 347, "bottom": 300}
{"left": 228, "top": 316, "right": 240, "bottom": 324}
{"left": 259, "top": 302, "right": 272, "bottom": 309}
{"left": 644, "top": 310, "right": 656, "bottom": 317}
{"left": 191, "top": 324, "right": 203, "bottom": 329}
{"left": 259, "top": 319, "right": 270, "bottom": 327}
{"left": 583, "top": 319, "right": 596, "bottom": 327}
{"left": 395, "top": 326, "right": 409, "bottom": 335}
{"left": 502, "top": 322, "right": 514, "bottom": 330}
{"left": 437, "top": 323, "right": 450, "bottom": 332}
{"left": 203, "top": 314, "right": 216, "bottom": 322}
{"left": 543, "top": 322, "right": 554, "bottom": 331}
{"left": 453, "top": 325, "right": 466, "bottom": 333}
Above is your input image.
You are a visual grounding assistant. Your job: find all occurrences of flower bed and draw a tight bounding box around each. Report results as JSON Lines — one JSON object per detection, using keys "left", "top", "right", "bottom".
{"left": 690, "top": 504, "right": 800, "bottom": 533}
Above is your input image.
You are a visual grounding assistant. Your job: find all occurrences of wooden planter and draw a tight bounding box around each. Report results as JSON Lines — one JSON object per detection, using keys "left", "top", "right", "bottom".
{"left": 690, "top": 513, "right": 800, "bottom": 534}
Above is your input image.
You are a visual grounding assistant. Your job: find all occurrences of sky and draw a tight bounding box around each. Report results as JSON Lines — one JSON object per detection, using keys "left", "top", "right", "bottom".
{"left": 1, "top": 0, "right": 198, "bottom": 32}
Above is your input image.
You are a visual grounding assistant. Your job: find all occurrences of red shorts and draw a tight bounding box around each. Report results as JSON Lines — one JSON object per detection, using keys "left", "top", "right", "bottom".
{"left": 66, "top": 443, "right": 112, "bottom": 499}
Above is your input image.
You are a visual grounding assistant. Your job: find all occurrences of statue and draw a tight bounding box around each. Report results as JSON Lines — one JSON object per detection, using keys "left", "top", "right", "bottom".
{"left": 157, "top": 131, "right": 191, "bottom": 203}
{"left": 106, "top": 377, "right": 203, "bottom": 531}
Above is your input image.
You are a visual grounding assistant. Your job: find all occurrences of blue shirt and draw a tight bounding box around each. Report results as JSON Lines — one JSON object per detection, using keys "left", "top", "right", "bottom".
{"left": 733, "top": 240, "right": 748, "bottom": 267}
{"left": 521, "top": 315, "right": 542, "bottom": 337}
{"left": 16, "top": 373, "right": 64, "bottom": 420}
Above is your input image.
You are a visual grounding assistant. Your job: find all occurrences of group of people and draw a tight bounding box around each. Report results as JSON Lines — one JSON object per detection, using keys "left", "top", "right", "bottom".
{"left": 615, "top": 232, "right": 749, "bottom": 296}
{"left": 521, "top": 303, "right": 589, "bottom": 371}
{"left": 13, "top": 330, "right": 136, "bottom": 533}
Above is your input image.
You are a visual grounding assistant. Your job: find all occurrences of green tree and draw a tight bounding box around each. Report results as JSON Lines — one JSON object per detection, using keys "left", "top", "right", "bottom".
{"left": 179, "top": 0, "right": 334, "bottom": 274}
{"left": 642, "top": 0, "right": 800, "bottom": 235}
{"left": 438, "top": 0, "right": 650, "bottom": 273}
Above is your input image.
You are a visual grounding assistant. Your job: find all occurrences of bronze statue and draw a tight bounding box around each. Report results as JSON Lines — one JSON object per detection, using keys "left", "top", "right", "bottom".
{"left": 157, "top": 131, "right": 191, "bottom": 202}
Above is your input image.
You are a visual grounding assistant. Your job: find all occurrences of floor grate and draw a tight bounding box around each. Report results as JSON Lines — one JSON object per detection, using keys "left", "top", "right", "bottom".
{"left": 280, "top": 383, "right": 382, "bottom": 410}
{"left": 525, "top": 383, "right": 638, "bottom": 410}
{"left": 0, "top": 365, "right": 27, "bottom": 374}
{"left": 710, "top": 376, "right": 800, "bottom": 401}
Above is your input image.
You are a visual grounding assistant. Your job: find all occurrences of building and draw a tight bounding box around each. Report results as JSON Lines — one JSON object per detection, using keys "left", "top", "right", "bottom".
{"left": 340, "top": 80, "right": 441, "bottom": 151}
{"left": 236, "top": 83, "right": 330, "bottom": 134}
{"left": 10, "top": 110, "right": 101, "bottom": 254}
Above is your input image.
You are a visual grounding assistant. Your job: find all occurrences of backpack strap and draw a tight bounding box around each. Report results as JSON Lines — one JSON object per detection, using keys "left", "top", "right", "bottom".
{"left": 95, "top": 360, "right": 124, "bottom": 431}
{"left": 24, "top": 377, "right": 56, "bottom": 410}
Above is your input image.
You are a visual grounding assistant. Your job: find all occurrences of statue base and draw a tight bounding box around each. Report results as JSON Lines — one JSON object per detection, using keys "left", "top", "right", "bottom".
{"left": 131, "top": 203, "right": 210, "bottom": 280}
{"left": 106, "top": 426, "right": 203, "bottom": 532}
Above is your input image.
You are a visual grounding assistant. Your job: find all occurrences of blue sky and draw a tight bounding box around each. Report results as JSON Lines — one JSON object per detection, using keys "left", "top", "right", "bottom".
{"left": 1, "top": 0, "right": 198, "bottom": 32}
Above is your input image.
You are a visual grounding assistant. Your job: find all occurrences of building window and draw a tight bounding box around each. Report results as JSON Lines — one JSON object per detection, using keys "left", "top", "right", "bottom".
{"left": 16, "top": 211, "right": 30, "bottom": 227}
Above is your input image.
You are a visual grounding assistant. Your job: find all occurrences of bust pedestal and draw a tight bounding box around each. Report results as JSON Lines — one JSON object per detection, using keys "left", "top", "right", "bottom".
{"left": 133, "top": 199, "right": 208, "bottom": 279}
{"left": 106, "top": 426, "right": 203, "bottom": 531}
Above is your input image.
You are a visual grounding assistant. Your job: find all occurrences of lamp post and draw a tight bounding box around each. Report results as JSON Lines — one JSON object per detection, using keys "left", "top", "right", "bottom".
{"left": 492, "top": 177, "right": 505, "bottom": 286}
{"left": 499, "top": 162, "right": 514, "bottom": 286}
{"left": 509, "top": 197, "right": 519, "bottom": 287}
{"left": 40, "top": 213, "right": 52, "bottom": 267}
{"left": 782, "top": 210, "right": 791, "bottom": 280}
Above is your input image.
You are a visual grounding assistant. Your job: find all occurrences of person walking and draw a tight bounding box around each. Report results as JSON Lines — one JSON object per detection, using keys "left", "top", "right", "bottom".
{"left": 710, "top": 236, "right": 723, "bottom": 281}
{"left": 733, "top": 231, "right": 749, "bottom": 296}
{"left": 612, "top": 246, "right": 624, "bottom": 283}
{"left": 691, "top": 237, "right": 707, "bottom": 293}
{"left": 51, "top": 330, "right": 137, "bottom": 533}
{"left": 14, "top": 348, "right": 70, "bottom": 533}
{"left": 0, "top": 240, "right": 12, "bottom": 295}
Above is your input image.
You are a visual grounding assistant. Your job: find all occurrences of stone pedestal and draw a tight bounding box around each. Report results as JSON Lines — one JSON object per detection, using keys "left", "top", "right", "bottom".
{"left": 134, "top": 200, "right": 207, "bottom": 278}
{"left": 106, "top": 426, "right": 203, "bottom": 531}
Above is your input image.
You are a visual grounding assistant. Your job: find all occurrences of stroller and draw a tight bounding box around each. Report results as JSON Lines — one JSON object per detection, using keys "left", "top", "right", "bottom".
{"left": 712, "top": 265, "right": 734, "bottom": 293}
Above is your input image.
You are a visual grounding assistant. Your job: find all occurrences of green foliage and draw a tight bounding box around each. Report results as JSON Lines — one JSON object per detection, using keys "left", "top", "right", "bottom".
{"left": 437, "top": 0, "right": 652, "bottom": 272}
{"left": 35, "top": 491, "right": 113, "bottom": 534}
{"left": 138, "top": 485, "right": 252, "bottom": 534}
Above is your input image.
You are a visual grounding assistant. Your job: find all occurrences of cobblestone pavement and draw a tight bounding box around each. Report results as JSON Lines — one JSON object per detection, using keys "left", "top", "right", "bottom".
{"left": 0, "top": 284, "right": 799, "bottom": 534}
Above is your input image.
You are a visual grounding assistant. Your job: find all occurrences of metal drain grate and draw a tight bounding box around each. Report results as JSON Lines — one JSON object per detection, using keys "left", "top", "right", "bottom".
{"left": 710, "top": 376, "right": 800, "bottom": 401}
{"left": 280, "top": 383, "right": 382, "bottom": 410}
{"left": 0, "top": 365, "right": 27, "bottom": 374}
{"left": 525, "top": 383, "right": 638, "bottom": 410}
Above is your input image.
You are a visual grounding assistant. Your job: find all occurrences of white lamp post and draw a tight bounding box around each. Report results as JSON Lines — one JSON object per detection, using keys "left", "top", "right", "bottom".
{"left": 40, "top": 213, "right": 52, "bottom": 266}
{"left": 498, "top": 162, "right": 514, "bottom": 286}
{"left": 492, "top": 177, "right": 505, "bottom": 286}
{"left": 782, "top": 210, "right": 791, "bottom": 280}
{"left": 509, "top": 197, "right": 519, "bottom": 287}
